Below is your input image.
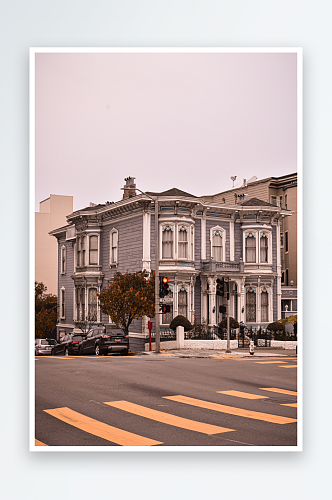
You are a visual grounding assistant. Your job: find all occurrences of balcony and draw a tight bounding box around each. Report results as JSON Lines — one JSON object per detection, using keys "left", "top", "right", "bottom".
{"left": 201, "top": 260, "right": 243, "bottom": 272}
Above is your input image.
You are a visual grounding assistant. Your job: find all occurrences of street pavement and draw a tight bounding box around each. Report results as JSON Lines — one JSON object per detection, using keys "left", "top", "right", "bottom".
{"left": 34, "top": 347, "right": 297, "bottom": 449}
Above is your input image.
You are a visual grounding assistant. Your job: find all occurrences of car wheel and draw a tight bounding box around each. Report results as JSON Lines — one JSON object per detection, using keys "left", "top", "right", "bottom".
{"left": 35, "top": 350, "right": 38, "bottom": 356}
{"left": 64, "top": 347, "right": 69, "bottom": 356}
{"left": 78, "top": 346, "right": 82, "bottom": 355}
{"left": 95, "top": 344, "right": 100, "bottom": 356}
{"left": 121, "top": 349, "right": 129, "bottom": 356}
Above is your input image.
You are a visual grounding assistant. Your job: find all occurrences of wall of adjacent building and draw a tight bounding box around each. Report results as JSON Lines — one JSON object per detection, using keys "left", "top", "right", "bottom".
{"left": 35, "top": 194, "right": 73, "bottom": 296}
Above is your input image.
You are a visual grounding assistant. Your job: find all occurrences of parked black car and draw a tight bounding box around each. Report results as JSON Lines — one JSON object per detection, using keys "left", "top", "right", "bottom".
{"left": 79, "top": 326, "right": 129, "bottom": 356}
{"left": 51, "top": 334, "right": 85, "bottom": 356}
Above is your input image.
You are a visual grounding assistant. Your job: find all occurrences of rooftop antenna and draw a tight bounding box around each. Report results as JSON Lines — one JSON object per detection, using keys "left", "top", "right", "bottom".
{"left": 230, "top": 176, "right": 237, "bottom": 188}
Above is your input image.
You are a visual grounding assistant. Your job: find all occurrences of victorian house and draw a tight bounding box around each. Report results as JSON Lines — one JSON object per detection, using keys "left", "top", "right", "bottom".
{"left": 50, "top": 177, "right": 292, "bottom": 350}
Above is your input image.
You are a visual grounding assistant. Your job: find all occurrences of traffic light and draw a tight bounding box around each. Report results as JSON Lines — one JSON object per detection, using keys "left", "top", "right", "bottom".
{"left": 160, "top": 276, "right": 170, "bottom": 297}
{"left": 216, "top": 278, "right": 224, "bottom": 296}
{"left": 161, "top": 304, "right": 171, "bottom": 313}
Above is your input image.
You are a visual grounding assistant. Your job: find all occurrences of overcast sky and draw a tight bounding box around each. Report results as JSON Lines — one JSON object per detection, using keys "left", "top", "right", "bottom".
{"left": 34, "top": 50, "right": 298, "bottom": 212}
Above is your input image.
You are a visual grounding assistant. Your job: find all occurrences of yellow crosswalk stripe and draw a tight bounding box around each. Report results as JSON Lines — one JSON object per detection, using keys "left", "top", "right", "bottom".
{"left": 281, "top": 403, "right": 297, "bottom": 408}
{"left": 104, "top": 401, "right": 234, "bottom": 435}
{"left": 260, "top": 388, "right": 297, "bottom": 396}
{"left": 35, "top": 439, "right": 48, "bottom": 446}
{"left": 44, "top": 407, "right": 162, "bottom": 446}
{"left": 163, "top": 395, "right": 297, "bottom": 424}
{"left": 255, "top": 361, "right": 287, "bottom": 364}
{"left": 217, "top": 390, "right": 268, "bottom": 400}
{"left": 280, "top": 365, "right": 297, "bottom": 368}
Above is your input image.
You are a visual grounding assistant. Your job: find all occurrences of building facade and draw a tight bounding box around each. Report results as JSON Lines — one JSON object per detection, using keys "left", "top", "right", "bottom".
{"left": 202, "top": 173, "right": 298, "bottom": 320}
{"left": 35, "top": 194, "right": 73, "bottom": 295}
{"left": 50, "top": 178, "right": 292, "bottom": 349}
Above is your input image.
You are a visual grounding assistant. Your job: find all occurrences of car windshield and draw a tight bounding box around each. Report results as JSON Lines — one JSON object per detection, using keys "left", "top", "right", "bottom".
{"left": 37, "top": 339, "right": 53, "bottom": 345}
{"left": 72, "top": 336, "right": 83, "bottom": 341}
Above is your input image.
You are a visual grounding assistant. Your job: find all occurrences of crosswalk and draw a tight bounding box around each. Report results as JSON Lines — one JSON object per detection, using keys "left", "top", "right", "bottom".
{"left": 36, "top": 386, "right": 297, "bottom": 447}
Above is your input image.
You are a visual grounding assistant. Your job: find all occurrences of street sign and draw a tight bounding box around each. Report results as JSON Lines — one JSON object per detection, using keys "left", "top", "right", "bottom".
{"left": 160, "top": 297, "right": 173, "bottom": 304}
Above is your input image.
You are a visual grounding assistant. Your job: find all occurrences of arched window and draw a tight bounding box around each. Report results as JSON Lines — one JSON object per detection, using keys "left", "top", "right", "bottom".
{"left": 110, "top": 229, "right": 118, "bottom": 265}
{"left": 212, "top": 231, "right": 223, "bottom": 261}
{"left": 88, "top": 288, "right": 97, "bottom": 320}
{"left": 261, "top": 288, "right": 269, "bottom": 322}
{"left": 61, "top": 245, "right": 66, "bottom": 274}
{"left": 178, "top": 225, "right": 188, "bottom": 259}
{"left": 245, "top": 233, "right": 256, "bottom": 263}
{"left": 178, "top": 288, "right": 188, "bottom": 317}
{"left": 246, "top": 287, "right": 256, "bottom": 322}
{"left": 162, "top": 225, "right": 173, "bottom": 259}
{"left": 260, "top": 233, "right": 268, "bottom": 263}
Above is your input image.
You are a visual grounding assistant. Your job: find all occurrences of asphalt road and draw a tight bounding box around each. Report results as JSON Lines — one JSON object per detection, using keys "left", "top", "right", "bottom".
{"left": 34, "top": 352, "right": 297, "bottom": 448}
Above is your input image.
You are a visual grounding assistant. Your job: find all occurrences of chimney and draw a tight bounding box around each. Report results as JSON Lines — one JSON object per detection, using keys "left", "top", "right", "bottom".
{"left": 122, "top": 177, "right": 136, "bottom": 199}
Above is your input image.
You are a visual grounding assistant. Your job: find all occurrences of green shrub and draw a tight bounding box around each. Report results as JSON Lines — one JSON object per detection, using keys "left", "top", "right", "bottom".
{"left": 169, "top": 315, "right": 193, "bottom": 332}
{"left": 218, "top": 317, "right": 239, "bottom": 329}
{"left": 267, "top": 321, "right": 284, "bottom": 331}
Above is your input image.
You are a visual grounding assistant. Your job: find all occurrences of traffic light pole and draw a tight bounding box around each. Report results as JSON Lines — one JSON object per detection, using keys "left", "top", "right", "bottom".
{"left": 226, "top": 278, "right": 231, "bottom": 353}
{"left": 154, "top": 198, "right": 160, "bottom": 353}
{"left": 136, "top": 188, "right": 160, "bottom": 353}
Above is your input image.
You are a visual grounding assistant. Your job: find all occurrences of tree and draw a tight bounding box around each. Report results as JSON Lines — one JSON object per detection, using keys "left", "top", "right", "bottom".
{"left": 98, "top": 270, "right": 155, "bottom": 335}
{"left": 35, "top": 282, "right": 57, "bottom": 338}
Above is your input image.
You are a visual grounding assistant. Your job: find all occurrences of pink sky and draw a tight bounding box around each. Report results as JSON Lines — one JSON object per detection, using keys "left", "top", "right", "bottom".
{"left": 35, "top": 51, "right": 298, "bottom": 212}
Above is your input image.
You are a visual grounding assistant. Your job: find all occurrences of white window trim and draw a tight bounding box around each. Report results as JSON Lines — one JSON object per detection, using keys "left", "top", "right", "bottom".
{"left": 210, "top": 225, "right": 226, "bottom": 262}
{"left": 159, "top": 222, "right": 195, "bottom": 261}
{"left": 60, "top": 287, "right": 66, "bottom": 319}
{"left": 110, "top": 228, "right": 119, "bottom": 266}
{"left": 60, "top": 245, "right": 66, "bottom": 274}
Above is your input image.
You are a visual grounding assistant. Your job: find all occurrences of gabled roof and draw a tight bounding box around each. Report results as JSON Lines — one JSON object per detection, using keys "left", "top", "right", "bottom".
{"left": 240, "top": 197, "right": 277, "bottom": 207}
{"left": 146, "top": 188, "right": 198, "bottom": 198}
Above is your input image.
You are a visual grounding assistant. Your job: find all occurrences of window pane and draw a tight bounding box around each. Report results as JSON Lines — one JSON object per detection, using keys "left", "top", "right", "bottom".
{"left": 88, "top": 288, "right": 97, "bottom": 319}
{"left": 246, "top": 235, "right": 256, "bottom": 263}
{"left": 261, "top": 291, "right": 268, "bottom": 322}
{"left": 89, "top": 236, "right": 98, "bottom": 264}
{"left": 260, "top": 236, "right": 268, "bottom": 263}
{"left": 246, "top": 291, "right": 256, "bottom": 322}
{"left": 212, "top": 234, "right": 222, "bottom": 261}
{"left": 162, "top": 229, "right": 173, "bottom": 258}
{"left": 178, "top": 290, "right": 187, "bottom": 317}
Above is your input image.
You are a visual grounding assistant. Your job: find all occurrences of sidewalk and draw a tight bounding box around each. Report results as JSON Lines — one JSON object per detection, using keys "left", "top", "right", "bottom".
{"left": 142, "top": 347, "right": 297, "bottom": 358}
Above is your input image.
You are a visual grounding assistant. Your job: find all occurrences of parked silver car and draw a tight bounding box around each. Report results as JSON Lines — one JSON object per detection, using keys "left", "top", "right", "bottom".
{"left": 35, "top": 338, "right": 56, "bottom": 356}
